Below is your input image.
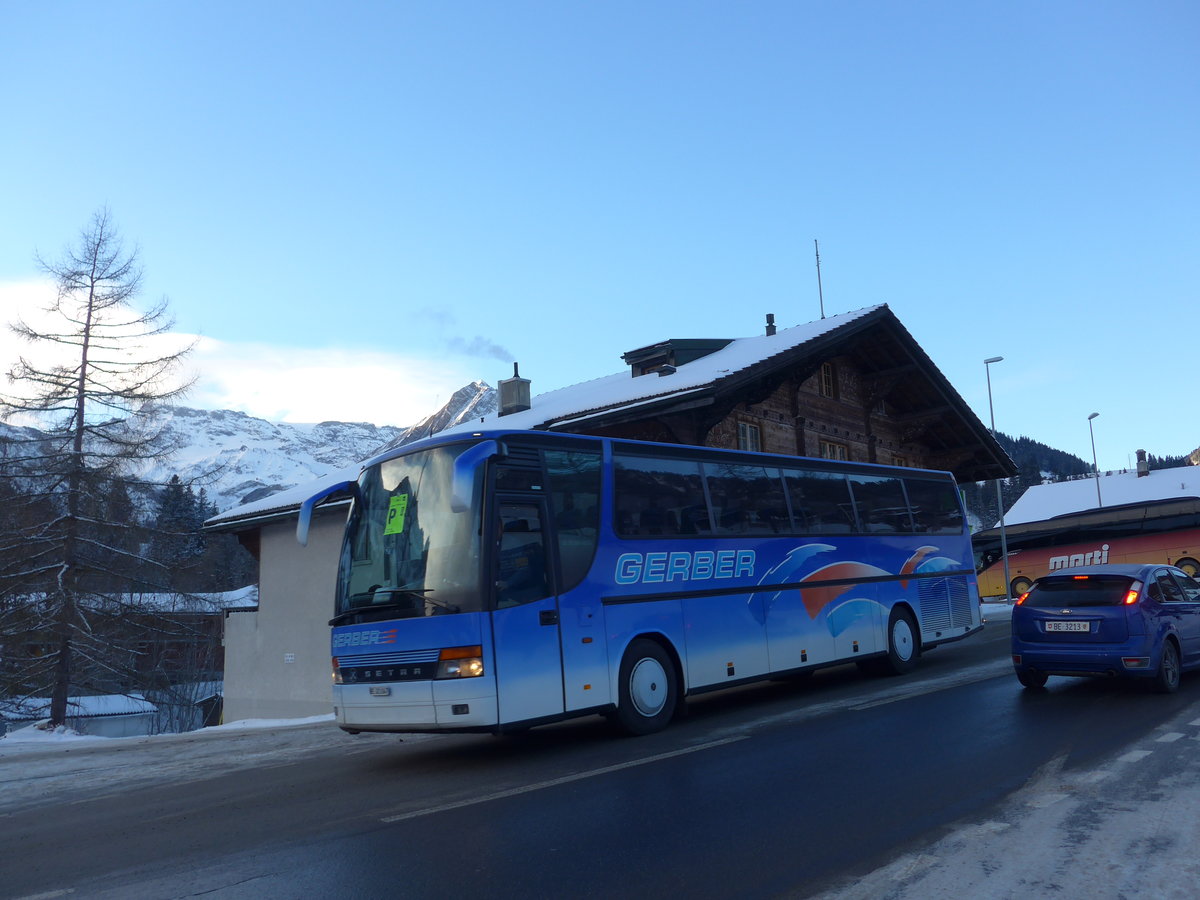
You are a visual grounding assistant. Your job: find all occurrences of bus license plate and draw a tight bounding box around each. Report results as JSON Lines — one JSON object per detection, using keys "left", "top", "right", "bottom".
{"left": 1046, "top": 621, "right": 1089, "bottom": 632}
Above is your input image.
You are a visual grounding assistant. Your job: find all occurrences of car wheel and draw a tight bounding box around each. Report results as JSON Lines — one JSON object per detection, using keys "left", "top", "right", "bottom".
{"left": 1016, "top": 669, "right": 1048, "bottom": 689}
{"left": 1011, "top": 577, "right": 1033, "bottom": 598}
{"left": 1174, "top": 557, "right": 1200, "bottom": 578}
{"left": 615, "top": 639, "right": 678, "bottom": 735}
{"left": 880, "top": 607, "right": 920, "bottom": 675}
{"left": 1153, "top": 641, "right": 1181, "bottom": 694}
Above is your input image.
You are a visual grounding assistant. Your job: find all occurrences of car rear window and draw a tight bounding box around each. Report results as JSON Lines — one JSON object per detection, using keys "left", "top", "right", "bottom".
{"left": 1022, "top": 575, "right": 1136, "bottom": 607}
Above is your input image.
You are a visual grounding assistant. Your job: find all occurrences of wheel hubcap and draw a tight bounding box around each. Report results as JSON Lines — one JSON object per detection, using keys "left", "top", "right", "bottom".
{"left": 629, "top": 657, "right": 668, "bottom": 717}
{"left": 893, "top": 619, "right": 914, "bottom": 661}
{"left": 1165, "top": 649, "right": 1179, "bottom": 685}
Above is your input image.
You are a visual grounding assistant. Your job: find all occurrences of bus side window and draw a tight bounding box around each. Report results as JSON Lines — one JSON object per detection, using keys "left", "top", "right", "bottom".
{"left": 848, "top": 474, "right": 911, "bottom": 533}
{"left": 905, "top": 479, "right": 962, "bottom": 534}
{"left": 785, "top": 470, "right": 854, "bottom": 533}
{"left": 614, "top": 453, "right": 708, "bottom": 537}
{"left": 705, "top": 463, "right": 787, "bottom": 535}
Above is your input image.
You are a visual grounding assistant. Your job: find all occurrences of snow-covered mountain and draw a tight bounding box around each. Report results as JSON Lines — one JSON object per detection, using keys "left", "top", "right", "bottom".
{"left": 150, "top": 380, "right": 497, "bottom": 512}
{"left": 138, "top": 407, "right": 407, "bottom": 511}
{"left": 375, "top": 381, "right": 497, "bottom": 452}
{"left": 0, "top": 382, "right": 497, "bottom": 515}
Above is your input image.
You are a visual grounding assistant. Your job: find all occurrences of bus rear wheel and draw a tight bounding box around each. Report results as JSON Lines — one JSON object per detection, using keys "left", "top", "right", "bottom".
{"left": 881, "top": 608, "right": 919, "bottom": 675}
{"left": 615, "top": 639, "right": 677, "bottom": 736}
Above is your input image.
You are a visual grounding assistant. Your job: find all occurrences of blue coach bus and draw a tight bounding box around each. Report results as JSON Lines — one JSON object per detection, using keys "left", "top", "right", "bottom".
{"left": 300, "top": 429, "right": 982, "bottom": 736}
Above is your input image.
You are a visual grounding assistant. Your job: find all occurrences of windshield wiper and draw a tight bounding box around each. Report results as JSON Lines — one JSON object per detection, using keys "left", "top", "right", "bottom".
{"left": 330, "top": 588, "right": 459, "bottom": 626}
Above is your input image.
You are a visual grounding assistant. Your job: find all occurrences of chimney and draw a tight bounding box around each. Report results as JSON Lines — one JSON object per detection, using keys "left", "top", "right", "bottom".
{"left": 1136, "top": 449, "right": 1149, "bottom": 477}
{"left": 498, "top": 363, "right": 531, "bottom": 417}
{"left": 765, "top": 313, "right": 776, "bottom": 336}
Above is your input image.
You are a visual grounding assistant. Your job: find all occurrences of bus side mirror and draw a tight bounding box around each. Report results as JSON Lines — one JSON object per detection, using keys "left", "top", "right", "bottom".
{"left": 297, "top": 480, "right": 359, "bottom": 546}
{"left": 452, "top": 440, "right": 501, "bottom": 513}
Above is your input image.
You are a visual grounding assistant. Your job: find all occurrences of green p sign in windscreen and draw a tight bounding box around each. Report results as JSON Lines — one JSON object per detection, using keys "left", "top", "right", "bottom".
{"left": 384, "top": 494, "right": 409, "bottom": 535}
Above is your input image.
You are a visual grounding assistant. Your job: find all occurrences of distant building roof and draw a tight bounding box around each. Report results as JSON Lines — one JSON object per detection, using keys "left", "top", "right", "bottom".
{"left": 974, "top": 464, "right": 1200, "bottom": 553}
{"left": 10, "top": 588, "right": 260, "bottom": 613}
{"left": 205, "top": 465, "right": 358, "bottom": 530}
{"left": 1, "top": 694, "right": 158, "bottom": 722}
{"left": 1003, "top": 465, "right": 1200, "bottom": 526}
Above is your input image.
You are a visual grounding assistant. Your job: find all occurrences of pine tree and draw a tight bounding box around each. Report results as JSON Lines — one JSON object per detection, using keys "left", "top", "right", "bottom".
{"left": 0, "top": 209, "right": 195, "bottom": 726}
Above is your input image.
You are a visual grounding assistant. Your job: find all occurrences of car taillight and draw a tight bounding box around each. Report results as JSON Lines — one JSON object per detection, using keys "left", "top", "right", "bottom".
{"left": 1124, "top": 579, "right": 1143, "bottom": 606}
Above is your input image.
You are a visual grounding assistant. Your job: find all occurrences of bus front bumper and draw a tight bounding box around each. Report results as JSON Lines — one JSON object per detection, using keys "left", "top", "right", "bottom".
{"left": 334, "top": 680, "right": 498, "bottom": 732}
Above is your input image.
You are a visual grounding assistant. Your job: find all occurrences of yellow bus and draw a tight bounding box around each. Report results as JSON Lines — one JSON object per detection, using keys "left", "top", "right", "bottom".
{"left": 977, "top": 528, "right": 1200, "bottom": 599}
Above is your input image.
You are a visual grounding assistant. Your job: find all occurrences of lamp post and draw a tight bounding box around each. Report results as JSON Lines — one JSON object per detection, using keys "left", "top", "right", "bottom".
{"left": 984, "top": 357, "right": 1012, "bottom": 601}
{"left": 1088, "top": 412, "right": 1102, "bottom": 508}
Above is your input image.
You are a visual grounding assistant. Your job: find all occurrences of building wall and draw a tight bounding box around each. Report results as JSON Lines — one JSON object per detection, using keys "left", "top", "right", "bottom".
{"left": 223, "top": 513, "right": 344, "bottom": 722}
{"left": 706, "top": 357, "right": 931, "bottom": 467}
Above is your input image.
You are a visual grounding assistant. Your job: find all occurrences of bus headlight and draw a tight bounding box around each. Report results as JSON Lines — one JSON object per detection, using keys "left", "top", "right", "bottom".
{"left": 437, "top": 645, "right": 485, "bottom": 678}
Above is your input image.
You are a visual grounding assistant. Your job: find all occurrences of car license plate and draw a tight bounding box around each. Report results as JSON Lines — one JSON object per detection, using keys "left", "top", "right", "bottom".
{"left": 1045, "top": 621, "right": 1089, "bottom": 633}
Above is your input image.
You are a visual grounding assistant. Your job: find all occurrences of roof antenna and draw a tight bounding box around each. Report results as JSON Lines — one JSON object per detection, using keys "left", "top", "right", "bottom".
{"left": 814, "top": 239, "right": 826, "bottom": 319}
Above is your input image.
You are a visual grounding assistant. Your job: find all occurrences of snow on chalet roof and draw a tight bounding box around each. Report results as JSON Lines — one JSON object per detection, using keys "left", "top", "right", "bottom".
{"left": 206, "top": 464, "right": 359, "bottom": 528}
{"left": 207, "top": 306, "right": 884, "bottom": 529}
{"left": 9, "top": 588, "right": 259, "bottom": 613}
{"left": 127, "top": 586, "right": 260, "bottom": 612}
{"left": 442, "top": 304, "right": 886, "bottom": 437}
{"left": 1002, "top": 464, "right": 1200, "bottom": 526}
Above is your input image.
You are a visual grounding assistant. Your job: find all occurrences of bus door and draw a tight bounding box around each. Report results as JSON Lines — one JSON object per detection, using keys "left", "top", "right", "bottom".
{"left": 490, "top": 496, "right": 565, "bottom": 724}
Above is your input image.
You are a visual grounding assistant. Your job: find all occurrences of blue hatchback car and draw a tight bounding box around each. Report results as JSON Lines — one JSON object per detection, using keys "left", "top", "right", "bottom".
{"left": 1011, "top": 563, "right": 1200, "bottom": 692}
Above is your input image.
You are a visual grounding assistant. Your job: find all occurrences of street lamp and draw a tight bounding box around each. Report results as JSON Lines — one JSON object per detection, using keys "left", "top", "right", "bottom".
{"left": 984, "top": 357, "right": 1012, "bottom": 602}
{"left": 1088, "top": 412, "right": 1103, "bottom": 508}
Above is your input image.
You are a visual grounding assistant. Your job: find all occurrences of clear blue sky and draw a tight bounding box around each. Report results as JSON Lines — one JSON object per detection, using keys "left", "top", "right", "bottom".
{"left": 2, "top": 1, "right": 1196, "bottom": 472}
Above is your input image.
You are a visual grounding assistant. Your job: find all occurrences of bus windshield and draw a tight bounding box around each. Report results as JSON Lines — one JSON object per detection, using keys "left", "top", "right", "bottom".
{"left": 335, "top": 444, "right": 484, "bottom": 620}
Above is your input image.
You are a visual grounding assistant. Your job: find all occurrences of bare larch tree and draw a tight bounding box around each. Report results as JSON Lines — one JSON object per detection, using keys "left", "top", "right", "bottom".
{"left": 0, "top": 208, "right": 194, "bottom": 727}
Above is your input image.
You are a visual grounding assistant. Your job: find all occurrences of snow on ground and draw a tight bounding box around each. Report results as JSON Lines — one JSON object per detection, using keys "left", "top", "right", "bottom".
{"left": 5, "top": 602, "right": 1197, "bottom": 898}
{"left": 0, "top": 711, "right": 431, "bottom": 814}
{"left": 812, "top": 704, "right": 1200, "bottom": 899}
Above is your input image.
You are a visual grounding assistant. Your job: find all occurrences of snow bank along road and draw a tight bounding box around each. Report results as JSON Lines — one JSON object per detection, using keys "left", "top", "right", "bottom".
{"left": 811, "top": 702, "right": 1200, "bottom": 900}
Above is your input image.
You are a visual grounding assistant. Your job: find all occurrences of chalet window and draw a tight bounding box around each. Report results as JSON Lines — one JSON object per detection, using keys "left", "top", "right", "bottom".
{"left": 820, "top": 362, "right": 839, "bottom": 399}
{"left": 819, "top": 439, "right": 848, "bottom": 461}
{"left": 892, "top": 454, "right": 908, "bottom": 467}
{"left": 737, "top": 422, "right": 761, "bottom": 452}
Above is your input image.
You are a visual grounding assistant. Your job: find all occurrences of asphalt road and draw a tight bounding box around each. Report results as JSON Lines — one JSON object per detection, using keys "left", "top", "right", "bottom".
{"left": 5, "top": 619, "right": 1199, "bottom": 899}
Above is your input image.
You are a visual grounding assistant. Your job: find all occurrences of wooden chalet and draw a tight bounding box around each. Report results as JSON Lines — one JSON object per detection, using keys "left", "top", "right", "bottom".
{"left": 479, "top": 304, "right": 1013, "bottom": 483}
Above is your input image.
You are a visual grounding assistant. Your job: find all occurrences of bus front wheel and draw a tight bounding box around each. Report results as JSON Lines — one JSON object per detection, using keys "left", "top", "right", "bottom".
{"left": 615, "top": 639, "right": 678, "bottom": 736}
{"left": 1011, "top": 577, "right": 1033, "bottom": 598}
